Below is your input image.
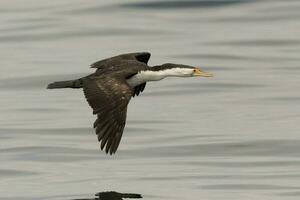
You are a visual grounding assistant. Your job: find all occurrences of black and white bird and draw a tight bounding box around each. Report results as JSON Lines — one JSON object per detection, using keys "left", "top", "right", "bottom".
{"left": 47, "top": 52, "right": 212, "bottom": 155}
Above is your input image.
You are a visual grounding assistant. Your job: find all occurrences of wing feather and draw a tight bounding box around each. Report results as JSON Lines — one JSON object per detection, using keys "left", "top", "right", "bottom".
{"left": 91, "top": 52, "right": 151, "bottom": 69}
{"left": 133, "top": 83, "right": 146, "bottom": 97}
{"left": 83, "top": 75, "right": 132, "bottom": 154}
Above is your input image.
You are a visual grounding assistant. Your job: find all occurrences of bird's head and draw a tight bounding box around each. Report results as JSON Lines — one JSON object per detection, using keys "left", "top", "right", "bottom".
{"left": 152, "top": 63, "right": 213, "bottom": 78}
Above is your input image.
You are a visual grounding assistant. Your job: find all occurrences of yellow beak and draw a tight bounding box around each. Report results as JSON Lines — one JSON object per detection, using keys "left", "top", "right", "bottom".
{"left": 193, "top": 68, "right": 213, "bottom": 77}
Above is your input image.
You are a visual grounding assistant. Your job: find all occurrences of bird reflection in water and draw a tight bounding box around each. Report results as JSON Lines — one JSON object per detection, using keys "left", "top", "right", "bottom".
{"left": 73, "top": 191, "right": 142, "bottom": 200}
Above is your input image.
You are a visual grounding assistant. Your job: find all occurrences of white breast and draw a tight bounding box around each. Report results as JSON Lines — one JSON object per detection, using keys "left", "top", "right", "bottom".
{"left": 126, "top": 71, "right": 166, "bottom": 87}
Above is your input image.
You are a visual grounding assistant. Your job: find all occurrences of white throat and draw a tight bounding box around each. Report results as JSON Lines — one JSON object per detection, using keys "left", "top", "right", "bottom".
{"left": 126, "top": 68, "right": 193, "bottom": 87}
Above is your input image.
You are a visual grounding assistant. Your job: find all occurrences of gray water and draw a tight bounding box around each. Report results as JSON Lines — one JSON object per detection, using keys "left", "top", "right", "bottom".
{"left": 1, "top": 0, "right": 300, "bottom": 199}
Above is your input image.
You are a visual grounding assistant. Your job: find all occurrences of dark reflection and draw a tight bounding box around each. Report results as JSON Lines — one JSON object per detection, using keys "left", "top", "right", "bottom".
{"left": 73, "top": 191, "right": 142, "bottom": 200}
{"left": 121, "top": 0, "right": 254, "bottom": 9}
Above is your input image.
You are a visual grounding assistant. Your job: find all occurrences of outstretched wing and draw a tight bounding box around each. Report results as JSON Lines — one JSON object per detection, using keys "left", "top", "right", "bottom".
{"left": 82, "top": 75, "right": 133, "bottom": 154}
{"left": 90, "top": 52, "right": 151, "bottom": 69}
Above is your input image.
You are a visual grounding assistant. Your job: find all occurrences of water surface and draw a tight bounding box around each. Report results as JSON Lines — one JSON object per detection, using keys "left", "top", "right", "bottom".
{"left": 1, "top": 0, "right": 300, "bottom": 199}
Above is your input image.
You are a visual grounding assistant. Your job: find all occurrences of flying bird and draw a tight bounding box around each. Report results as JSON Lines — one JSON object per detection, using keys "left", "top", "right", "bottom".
{"left": 47, "top": 52, "right": 212, "bottom": 155}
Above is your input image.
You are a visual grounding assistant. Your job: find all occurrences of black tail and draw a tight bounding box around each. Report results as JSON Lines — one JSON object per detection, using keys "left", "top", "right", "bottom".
{"left": 47, "top": 79, "right": 83, "bottom": 89}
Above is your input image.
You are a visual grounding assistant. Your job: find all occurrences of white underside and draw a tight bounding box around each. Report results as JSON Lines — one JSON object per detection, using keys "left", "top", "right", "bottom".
{"left": 126, "top": 71, "right": 166, "bottom": 87}
{"left": 126, "top": 68, "right": 193, "bottom": 88}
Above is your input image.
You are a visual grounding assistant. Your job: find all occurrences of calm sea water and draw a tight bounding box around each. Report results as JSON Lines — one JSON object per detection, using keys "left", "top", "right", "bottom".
{"left": 1, "top": 0, "right": 300, "bottom": 199}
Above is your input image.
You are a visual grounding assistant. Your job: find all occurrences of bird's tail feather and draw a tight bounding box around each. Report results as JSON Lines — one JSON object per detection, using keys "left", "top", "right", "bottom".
{"left": 47, "top": 79, "right": 83, "bottom": 89}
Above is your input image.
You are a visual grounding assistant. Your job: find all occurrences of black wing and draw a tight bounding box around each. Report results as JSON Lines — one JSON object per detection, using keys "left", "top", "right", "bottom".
{"left": 133, "top": 82, "right": 146, "bottom": 97}
{"left": 90, "top": 52, "right": 151, "bottom": 69}
{"left": 83, "top": 75, "right": 133, "bottom": 154}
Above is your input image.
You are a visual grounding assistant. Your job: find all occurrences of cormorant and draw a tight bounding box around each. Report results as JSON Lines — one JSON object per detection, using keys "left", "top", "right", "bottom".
{"left": 47, "top": 52, "right": 212, "bottom": 155}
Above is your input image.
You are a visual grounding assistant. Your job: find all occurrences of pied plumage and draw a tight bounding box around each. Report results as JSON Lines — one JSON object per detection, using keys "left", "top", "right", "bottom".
{"left": 47, "top": 52, "right": 212, "bottom": 155}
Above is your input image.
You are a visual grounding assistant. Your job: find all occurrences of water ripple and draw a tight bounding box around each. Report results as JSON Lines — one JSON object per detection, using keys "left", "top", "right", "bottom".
{"left": 210, "top": 13, "right": 300, "bottom": 22}
{"left": 207, "top": 39, "right": 300, "bottom": 47}
{"left": 0, "top": 169, "right": 38, "bottom": 177}
{"left": 124, "top": 139, "right": 300, "bottom": 158}
{"left": 121, "top": 0, "right": 255, "bottom": 9}
{"left": 143, "top": 82, "right": 266, "bottom": 97}
{"left": 0, "top": 73, "right": 86, "bottom": 90}
{"left": 0, "top": 28, "right": 166, "bottom": 43}
{"left": 202, "top": 184, "right": 300, "bottom": 190}
{"left": 165, "top": 82, "right": 267, "bottom": 89}
{"left": 174, "top": 53, "right": 300, "bottom": 61}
